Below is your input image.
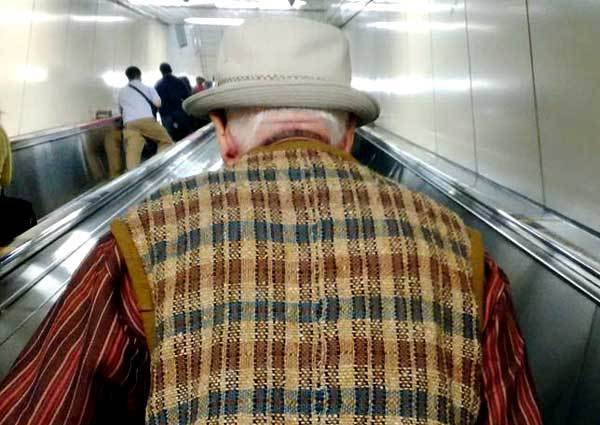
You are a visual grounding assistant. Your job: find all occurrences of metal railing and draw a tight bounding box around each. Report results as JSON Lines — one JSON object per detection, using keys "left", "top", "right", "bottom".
{"left": 0, "top": 124, "right": 214, "bottom": 283}
{"left": 358, "top": 125, "right": 600, "bottom": 304}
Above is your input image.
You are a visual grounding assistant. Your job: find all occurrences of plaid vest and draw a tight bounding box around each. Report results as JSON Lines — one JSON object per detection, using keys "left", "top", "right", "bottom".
{"left": 121, "top": 141, "right": 481, "bottom": 424}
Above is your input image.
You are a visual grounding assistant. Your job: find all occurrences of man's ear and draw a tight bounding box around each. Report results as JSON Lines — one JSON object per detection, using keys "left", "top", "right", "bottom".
{"left": 209, "top": 111, "right": 238, "bottom": 166}
{"left": 341, "top": 115, "right": 358, "bottom": 153}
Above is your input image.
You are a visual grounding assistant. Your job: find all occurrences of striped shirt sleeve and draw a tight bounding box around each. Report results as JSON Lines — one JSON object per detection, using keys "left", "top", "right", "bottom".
{"left": 479, "top": 255, "right": 542, "bottom": 425}
{"left": 0, "top": 236, "right": 150, "bottom": 425}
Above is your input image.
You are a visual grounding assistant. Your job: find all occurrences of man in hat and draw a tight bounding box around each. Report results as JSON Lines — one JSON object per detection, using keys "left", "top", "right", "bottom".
{"left": 0, "top": 17, "right": 540, "bottom": 425}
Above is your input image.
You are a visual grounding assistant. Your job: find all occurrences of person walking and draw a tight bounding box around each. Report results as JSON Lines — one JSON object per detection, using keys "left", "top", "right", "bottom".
{"left": 118, "top": 66, "right": 173, "bottom": 170}
{"left": 154, "top": 63, "right": 192, "bottom": 141}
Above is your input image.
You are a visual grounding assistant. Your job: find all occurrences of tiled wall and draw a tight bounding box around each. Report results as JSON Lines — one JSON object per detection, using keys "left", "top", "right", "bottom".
{"left": 344, "top": 0, "right": 600, "bottom": 233}
{"left": 166, "top": 24, "right": 208, "bottom": 85}
{"left": 0, "top": 0, "right": 168, "bottom": 137}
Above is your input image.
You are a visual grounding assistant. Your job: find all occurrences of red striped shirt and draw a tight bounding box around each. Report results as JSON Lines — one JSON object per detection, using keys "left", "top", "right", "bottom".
{"left": 0, "top": 236, "right": 149, "bottom": 425}
{"left": 478, "top": 256, "right": 542, "bottom": 425}
{"left": 0, "top": 237, "right": 541, "bottom": 424}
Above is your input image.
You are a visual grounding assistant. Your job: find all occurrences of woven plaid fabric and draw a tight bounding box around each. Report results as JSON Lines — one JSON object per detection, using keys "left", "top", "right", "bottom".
{"left": 123, "top": 143, "right": 482, "bottom": 424}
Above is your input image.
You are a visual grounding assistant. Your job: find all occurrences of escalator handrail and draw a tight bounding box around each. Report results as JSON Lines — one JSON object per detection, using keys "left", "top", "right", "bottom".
{"left": 357, "top": 126, "right": 600, "bottom": 304}
{"left": 0, "top": 124, "right": 214, "bottom": 280}
{"left": 10, "top": 117, "right": 121, "bottom": 151}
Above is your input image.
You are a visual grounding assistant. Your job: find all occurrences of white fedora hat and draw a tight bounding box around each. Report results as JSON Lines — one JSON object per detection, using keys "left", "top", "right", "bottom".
{"left": 183, "top": 17, "right": 380, "bottom": 126}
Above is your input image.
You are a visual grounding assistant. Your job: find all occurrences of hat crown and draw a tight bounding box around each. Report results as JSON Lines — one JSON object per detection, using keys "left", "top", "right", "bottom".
{"left": 216, "top": 17, "right": 352, "bottom": 85}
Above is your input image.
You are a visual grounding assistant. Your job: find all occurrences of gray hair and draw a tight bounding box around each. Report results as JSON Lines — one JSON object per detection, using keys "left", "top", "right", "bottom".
{"left": 225, "top": 108, "right": 349, "bottom": 154}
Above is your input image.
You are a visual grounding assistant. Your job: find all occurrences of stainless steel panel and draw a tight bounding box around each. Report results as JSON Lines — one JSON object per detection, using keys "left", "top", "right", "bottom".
{"left": 0, "top": 130, "right": 222, "bottom": 378}
{"left": 528, "top": 0, "right": 600, "bottom": 233}
{"left": 353, "top": 127, "right": 600, "bottom": 423}
{"left": 569, "top": 307, "right": 600, "bottom": 424}
{"left": 466, "top": 0, "right": 544, "bottom": 203}
{"left": 358, "top": 125, "right": 600, "bottom": 295}
{"left": 0, "top": 126, "right": 218, "bottom": 304}
{"left": 430, "top": 0, "right": 477, "bottom": 171}
{"left": 344, "top": 2, "right": 438, "bottom": 152}
{"left": 6, "top": 118, "right": 121, "bottom": 219}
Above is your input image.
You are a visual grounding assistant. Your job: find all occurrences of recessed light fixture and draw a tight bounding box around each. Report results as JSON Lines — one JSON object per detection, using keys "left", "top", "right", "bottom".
{"left": 129, "top": 0, "right": 304, "bottom": 8}
{"left": 71, "top": 15, "right": 129, "bottom": 23}
{"left": 129, "top": 0, "right": 212, "bottom": 5}
{"left": 184, "top": 17, "right": 244, "bottom": 26}
{"left": 18, "top": 66, "right": 49, "bottom": 83}
{"left": 214, "top": 0, "right": 306, "bottom": 9}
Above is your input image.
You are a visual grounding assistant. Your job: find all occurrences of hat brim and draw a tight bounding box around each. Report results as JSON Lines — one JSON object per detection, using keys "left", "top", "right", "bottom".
{"left": 183, "top": 80, "right": 380, "bottom": 126}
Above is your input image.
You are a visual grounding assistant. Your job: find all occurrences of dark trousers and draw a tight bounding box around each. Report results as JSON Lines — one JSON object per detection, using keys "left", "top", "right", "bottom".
{"left": 162, "top": 110, "right": 193, "bottom": 142}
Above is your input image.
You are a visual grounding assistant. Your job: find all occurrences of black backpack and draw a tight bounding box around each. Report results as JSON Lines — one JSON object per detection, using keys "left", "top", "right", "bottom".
{"left": 0, "top": 188, "right": 37, "bottom": 246}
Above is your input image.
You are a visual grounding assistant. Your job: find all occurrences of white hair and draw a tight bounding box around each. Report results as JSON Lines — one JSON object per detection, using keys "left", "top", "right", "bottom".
{"left": 225, "top": 108, "right": 349, "bottom": 153}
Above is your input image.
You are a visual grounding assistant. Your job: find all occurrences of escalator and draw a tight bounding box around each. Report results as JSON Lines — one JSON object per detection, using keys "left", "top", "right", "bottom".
{"left": 1, "top": 121, "right": 599, "bottom": 423}
{"left": 0, "top": 122, "right": 222, "bottom": 376}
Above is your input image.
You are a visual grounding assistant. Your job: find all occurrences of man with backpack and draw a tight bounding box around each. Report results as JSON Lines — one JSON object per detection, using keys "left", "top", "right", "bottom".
{"left": 118, "top": 66, "right": 173, "bottom": 170}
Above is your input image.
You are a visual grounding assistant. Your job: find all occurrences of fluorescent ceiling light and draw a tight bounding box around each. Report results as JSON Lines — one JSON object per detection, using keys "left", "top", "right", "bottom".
{"left": 102, "top": 71, "right": 127, "bottom": 88}
{"left": 0, "top": 11, "right": 60, "bottom": 24}
{"left": 129, "top": 0, "right": 212, "bottom": 5}
{"left": 129, "top": 0, "right": 304, "bottom": 7}
{"left": 184, "top": 17, "right": 244, "bottom": 25}
{"left": 18, "top": 65, "right": 48, "bottom": 83}
{"left": 215, "top": 0, "right": 306, "bottom": 9}
{"left": 142, "top": 71, "right": 163, "bottom": 86}
{"left": 71, "top": 15, "right": 129, "bottom": 23}
{"left": 341, "top": 2, "right": 461, "bottom": 13}
{"left": 352, "top": 76, "right": 486, "bottom": 96}
{"left": 367, "top": 21, "right": 465, "bottom": 33}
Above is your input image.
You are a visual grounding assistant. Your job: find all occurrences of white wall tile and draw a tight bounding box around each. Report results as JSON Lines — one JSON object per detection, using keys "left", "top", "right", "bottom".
{"left": 0, "top": 0, "right": 34, "bottom": 136}
{"left": 167, "top": 25, "right": 205, "bottom": 83}
{"left": 528, "top": 0, "right": 600, "bottom": 232}
{"left": 91, "top": 0, "right": 118, "bottom": 115}
{"left": 430, "top": 0, "right": 477, "bottom": 171}
{"left": 343, "top": 0, "right": 598, "bottom": 230}
{"left": 1, "top": 0, "right": 169, "bottom": 137}
{"left": 345, "top": 0, "right": 437, "bottom": 152}
{"left": 467, "top": 0, "right": 543, "bottom": 203}
{"left": 63, "top": 0, "right": 100, "bottom": 124}
{"left": 18, "top": 0, "right": 71, "bottom": 134}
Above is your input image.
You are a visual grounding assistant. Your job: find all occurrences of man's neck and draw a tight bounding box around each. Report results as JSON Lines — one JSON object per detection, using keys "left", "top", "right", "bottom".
{"left": 246, "top": 137, "right": 357, "bottom": 165}
{"left": 262, "top": 130, "right": 329, "bottom": 146}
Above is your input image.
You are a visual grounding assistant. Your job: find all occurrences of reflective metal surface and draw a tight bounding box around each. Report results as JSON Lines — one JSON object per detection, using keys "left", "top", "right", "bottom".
{"left": 0, "top": 0, "right": 169, "bottom": 138}
{"left": 342, "top": 0, "right": 600, "bottom": 235}
{"left": 0, "top": 127, "right": 222, "bottom": 378}
{"left": 0, "top": 125, "right": 217, "bottom": 301}
{"left": 354, "top": 127, "right": 600, "bottom": 424}
{"left": 9, "top": 117, "right": 119, "bottom": 151}
{"left": 6, "top": 118, "right": 122, "bottom": 221}
{"left": 358, "top": 125, "right": 600, "bottom": 302}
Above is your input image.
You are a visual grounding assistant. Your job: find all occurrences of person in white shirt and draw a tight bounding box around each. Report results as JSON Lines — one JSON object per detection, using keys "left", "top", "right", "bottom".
{"left": 117, "top": 66, "right": 173, "bottom": 170}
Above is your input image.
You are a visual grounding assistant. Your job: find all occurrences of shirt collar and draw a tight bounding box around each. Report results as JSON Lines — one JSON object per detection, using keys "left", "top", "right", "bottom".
{"left": 247, "top": 138, "right": 358, "bottom": 164}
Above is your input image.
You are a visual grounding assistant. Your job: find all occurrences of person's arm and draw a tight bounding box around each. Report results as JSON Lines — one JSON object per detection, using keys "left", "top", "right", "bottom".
{"left": 478, "top": 255, "right": 542, "bottom": 425}
{"left": 0, "top": 125, "right": 12, "bottom": 189}
{"left": 179, "top": 78, "right": 191, "bottom": 98}
{"left": 149, "top": 85, "right": 162, "bottom": 109}
{"left": 0, "top": 236, "right": 149, "bottom": 425}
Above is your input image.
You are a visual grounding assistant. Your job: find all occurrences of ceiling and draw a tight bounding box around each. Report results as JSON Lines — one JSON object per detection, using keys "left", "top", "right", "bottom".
{"left": 109, "top": 0, "right": 369, "bottom": 78}
{"left": 113, "top": 0, "right": 353, "bottom": 24}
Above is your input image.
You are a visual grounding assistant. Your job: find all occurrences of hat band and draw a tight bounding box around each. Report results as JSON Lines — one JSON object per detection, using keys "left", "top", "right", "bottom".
{"left": 219, "top": 74, "right": 326, "bottom": 85}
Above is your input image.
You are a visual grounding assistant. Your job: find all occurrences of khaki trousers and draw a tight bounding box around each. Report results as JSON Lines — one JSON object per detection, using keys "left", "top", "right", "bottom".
{"left": 103, "top": 129, "right": 124, "bottom": 178}
{"left": 124, "top": 118, "right": 173, "bottom": 170}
